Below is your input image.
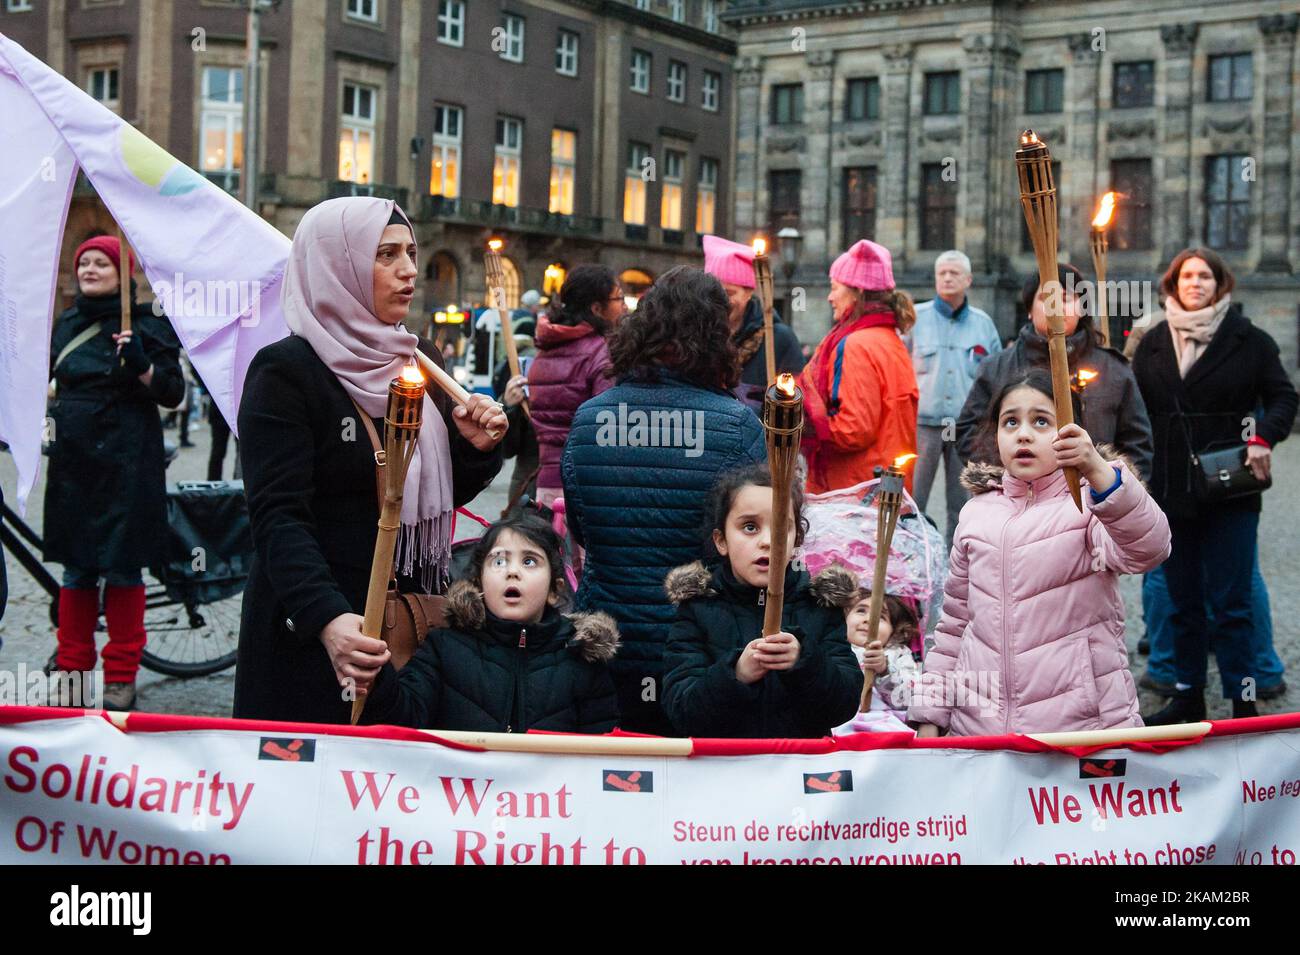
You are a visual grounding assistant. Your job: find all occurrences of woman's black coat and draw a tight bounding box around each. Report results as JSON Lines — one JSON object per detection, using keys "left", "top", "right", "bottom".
{"left": 43, "top": 298, "right": 185, "bottom": 571}
{"left": 360, "top": 580, "right": 620, "bottom": 733}
{"left": 232, "top": 334, "right": 502, "bottom": 724}
{"left": 662, "top": 561, "right": 862, "bottom": 738}
{"left": 1131, "top": 303, "right": 1297, "bottom": 521}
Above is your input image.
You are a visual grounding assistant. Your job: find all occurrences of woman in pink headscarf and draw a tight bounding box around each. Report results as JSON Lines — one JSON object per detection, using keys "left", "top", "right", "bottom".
{"left": 233, "top": 198, "right": 507, "bottom": 724}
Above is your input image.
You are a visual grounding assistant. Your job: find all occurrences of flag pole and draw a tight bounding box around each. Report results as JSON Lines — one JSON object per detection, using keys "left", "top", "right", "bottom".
{"left": 117, "top": 223, "right": 132, "bottom": 337}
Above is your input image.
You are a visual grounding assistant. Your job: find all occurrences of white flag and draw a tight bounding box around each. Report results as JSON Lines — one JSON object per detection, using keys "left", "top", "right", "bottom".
{"left": 0, "top": 32, "right": 290, "bottom": 511}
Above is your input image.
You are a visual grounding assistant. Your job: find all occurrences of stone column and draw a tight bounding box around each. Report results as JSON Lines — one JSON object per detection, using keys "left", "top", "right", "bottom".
{"left": 800, "top": 49, "right": 835, "bottom": 264}
{"left": 961, "top": 31, "right": 1020, "bottom": 275}
{"left": 1256, "top": 14, "right": 1298, "bottom": 273}
{"left": 1067, "top": 33, "right": 1103, "bottom": 259}
{"left": 287, "top": 1, "right": 327, "bottom": 180}
{"left": 732, "top": 54, "right": 764, "bottom": 235}
{"left": 136, "top": 0, "right": 175, "bottom": 145}
{"left": 1159, "top": 24, "right": 1197, "bottom": 263}
{"left": 878, "top": 43, "right": 913, "bottom": 270}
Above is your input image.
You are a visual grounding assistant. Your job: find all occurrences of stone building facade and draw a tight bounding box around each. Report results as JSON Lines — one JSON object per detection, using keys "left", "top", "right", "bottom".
{"left": 1, "top": 0, "right": 736, "bottom": 331}
{"left": 724, "top": 0, "right": 1300, "bottom": 372}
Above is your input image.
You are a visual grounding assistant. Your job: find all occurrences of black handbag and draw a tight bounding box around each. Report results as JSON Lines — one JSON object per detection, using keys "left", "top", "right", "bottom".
{"left": 1176, "top": 407, "right": 1270, "bottom": 503}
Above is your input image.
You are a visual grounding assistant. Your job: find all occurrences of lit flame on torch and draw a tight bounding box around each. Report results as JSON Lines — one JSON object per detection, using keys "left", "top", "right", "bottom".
{"left": 1092, "top": 192, "right": 1117, "bottom": 230}
{"left": 893, "top": 453, "right": 917, "bottom": 469}
{"left": 752, "top": 237, "right": 768, "bottom": 257}
{"left": 1078, "top": 369, "right": 1098, "bottom": 386}
{"left": 400, "top": 362, "right": 425, "bottom": 386}
{"left": 487, "top": 238, "right": 504, "bottom": 252}
{"left": 1020, "top": 130, "right": 1041, "bottom": 147}
{"left": 776, "top": 372, "right": 796, "bottom": 397}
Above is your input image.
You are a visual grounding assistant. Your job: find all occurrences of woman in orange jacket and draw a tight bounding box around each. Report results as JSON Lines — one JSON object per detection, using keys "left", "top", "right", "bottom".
{"left": 799, "top": 239, "right": 919, "bottom": 494}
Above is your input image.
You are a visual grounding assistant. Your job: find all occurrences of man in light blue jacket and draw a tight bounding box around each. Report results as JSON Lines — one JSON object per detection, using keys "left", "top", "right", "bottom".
{"left": 907, "top": 250, "right": 1002, "bottom": 545}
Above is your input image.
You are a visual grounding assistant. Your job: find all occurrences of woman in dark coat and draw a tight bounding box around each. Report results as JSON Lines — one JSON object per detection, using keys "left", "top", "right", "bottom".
{"left": 1134, "top": 248, "right": 1297, "bottom": 724}
{"left": 561, "top": 267, "right": 767, "bottom": 734}
{"left": 233, "top": 198, "right": 506, "bottom": 725}
{"left": 44, "top": 235, "right": 185, "bottom": 711}
{"left": 956, "top": 264, "right": 1154, "bottom": 479}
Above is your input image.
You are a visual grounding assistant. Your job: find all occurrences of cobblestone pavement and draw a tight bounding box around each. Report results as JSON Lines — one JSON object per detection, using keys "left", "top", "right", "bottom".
{"left": 3, "top": 421, "right": 1297, "bottom": 723}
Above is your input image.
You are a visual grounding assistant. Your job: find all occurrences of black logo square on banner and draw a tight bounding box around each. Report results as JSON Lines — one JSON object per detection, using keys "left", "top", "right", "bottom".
{"left": 602, "top": 770, "right": 652, "bottom": 793}
{"left": 258, "top": 737, "right": 316, "bottom": 762}
{"left": 1078, "top": 757, "right": 1126, "bottom": 779}
{"left": 803, "top": 770, "right": 852, "bottom": 794}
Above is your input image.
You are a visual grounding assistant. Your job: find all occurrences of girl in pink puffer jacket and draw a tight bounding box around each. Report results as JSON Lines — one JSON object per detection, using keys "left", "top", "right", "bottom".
{"left": 909, "top": 369, "right": 1171, "bottom": 737}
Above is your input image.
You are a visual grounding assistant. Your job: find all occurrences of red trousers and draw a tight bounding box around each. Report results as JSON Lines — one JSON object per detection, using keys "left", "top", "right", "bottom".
{"left": 55, "top": 585, "right": 147, "bottom": 682}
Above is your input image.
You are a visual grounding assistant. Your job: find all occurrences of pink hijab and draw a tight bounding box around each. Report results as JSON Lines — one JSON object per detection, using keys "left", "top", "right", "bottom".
{"left": 281, "top": 197, "right": 453, "bottom": 589}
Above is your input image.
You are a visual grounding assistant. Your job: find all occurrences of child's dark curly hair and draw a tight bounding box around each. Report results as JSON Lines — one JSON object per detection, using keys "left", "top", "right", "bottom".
{"left": 469, "top": 510, "right": 569, "bottom": 605}
{"left": 850, "top": 587, "right": 919, "bottom": 649}
{"left": 703, "top": 462, "right": 809, "bottom": 556}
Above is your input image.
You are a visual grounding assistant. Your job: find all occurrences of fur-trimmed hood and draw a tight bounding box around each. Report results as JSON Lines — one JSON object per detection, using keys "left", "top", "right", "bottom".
{"left": 444, "top": 579, "right": 620, "bottom": 663}
{"left": 959, "top": 443, "right": 1142, "bottom": 496}
{"left": 663, "top": 560, "right": 860, "bottom": 610}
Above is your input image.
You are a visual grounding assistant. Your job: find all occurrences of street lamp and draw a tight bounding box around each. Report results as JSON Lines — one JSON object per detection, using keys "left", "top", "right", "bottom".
{"left": 776, "top": 227, "right": 802, "bottom": 329}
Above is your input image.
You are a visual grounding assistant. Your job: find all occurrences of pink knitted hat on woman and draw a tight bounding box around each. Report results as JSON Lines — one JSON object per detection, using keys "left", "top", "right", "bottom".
{"left": 829, "top": 239, "right": 895, "bottom": 291}
{"left": 702, "top": 234, "right": 756, "bottom": 289}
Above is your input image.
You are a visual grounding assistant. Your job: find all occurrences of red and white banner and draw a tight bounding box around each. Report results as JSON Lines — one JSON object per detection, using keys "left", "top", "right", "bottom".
{"left": 2, "top": 708, "right": 1299, "bottom": 865}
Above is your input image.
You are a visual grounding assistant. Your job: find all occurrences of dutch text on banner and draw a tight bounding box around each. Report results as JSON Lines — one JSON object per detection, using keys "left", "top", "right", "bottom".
{"left": 2, "top": 711, "right": 1300, "bottom": 865}
{"left": 0, "top": 33, "right": 291, "bottom": 510}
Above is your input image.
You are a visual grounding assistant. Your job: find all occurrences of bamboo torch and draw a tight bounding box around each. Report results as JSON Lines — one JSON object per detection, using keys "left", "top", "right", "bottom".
{"left": 761, "top": 373, "right": 803, "bottom": 637}
{"left": 351, "top": 362, "right": 426, "bottom": 725}
{"left": 752, "top": 236, "right": 777, "bottom": 386}
{"left": 409, "top": 350, "right": 502, "bottom": 442}
{"left": 117, "top": 225, "right": 132, "bottom": 337}
{"left": 484, "top": 237, "right": 529, "bottom": 418}
{"left": 1089, "top": 192, "right": 1117, "bottom": 348}
{"left": 859, "top": 454, "right": 915, "bottom": 712}
{"left": 1016, "top": 129, "right": 1082, "bottom": 511}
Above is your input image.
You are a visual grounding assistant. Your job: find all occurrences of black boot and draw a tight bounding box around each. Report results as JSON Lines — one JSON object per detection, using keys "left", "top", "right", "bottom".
{"left": 1144, "top": 689, "right": 1206, "bottom": 726}
{"left": 1232, "top": 699, "right": 1259, "bottom": 720}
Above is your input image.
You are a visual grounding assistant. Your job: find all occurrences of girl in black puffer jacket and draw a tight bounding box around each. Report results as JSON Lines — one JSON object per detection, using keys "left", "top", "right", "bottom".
{"left": 361, "top": 512, "right": 620, "bottom": 733}
{"left": 662, "top": 464, "right": 862, "bottom": 738}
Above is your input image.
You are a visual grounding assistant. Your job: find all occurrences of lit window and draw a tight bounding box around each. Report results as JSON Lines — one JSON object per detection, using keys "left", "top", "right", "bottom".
{"left": 630, "top": 50, "right": 651, "bottom": 94}
{"left": 339, "top": 82, "right": 376, "bottom": 184}
{"left": 437, "top": 0, "right": 464, "bottom": 47}
{"left": 501, "top": 14, "right": 525, "bottom": 63}
{"left": 430, "top": 104, "right": 462, "bottom": 199}
{"left": 549, "top": 129, "right": 577, "bottom": 215}
{"left": 493, "top": 116, "right": 523, "bottom": 207}
{"left": 199, "top": 66, "right": 244, "bottom": 194}
{"left": 667, "top": 61, "right": 686, "bottom": 103}
{"left": 661, "top": 150, "right": 685, "bottom": 230}
{"left": 623, "top": 142, "right": 649, "bottom": 225}
{"left": 695, "top": 157, "right": 718, "bottom": 234}
{"left": 556, "top": 29, "right": 579, "bottom": 76}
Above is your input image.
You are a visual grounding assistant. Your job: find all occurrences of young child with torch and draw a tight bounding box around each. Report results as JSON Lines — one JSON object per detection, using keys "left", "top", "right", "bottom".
{"left": 909, "top": 369, "right": 1171, "bottom": 737}
{"left": 359, "top": 511, "right": 620, "bottom": 732}
{"left": 661, "top": 463, "right": 862, "bottom": 738}
{"left": 833, "top": 588, "right": 923, "bottom": 734}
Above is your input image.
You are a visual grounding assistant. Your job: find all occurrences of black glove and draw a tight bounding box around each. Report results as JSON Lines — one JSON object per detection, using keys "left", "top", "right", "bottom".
{"left": 117, "top": 333, "right": 150, "bottom": 377}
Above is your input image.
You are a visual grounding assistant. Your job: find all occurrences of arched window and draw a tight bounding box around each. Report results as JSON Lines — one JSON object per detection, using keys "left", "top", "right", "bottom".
{"left": 499, "top": 256, "right": 521, "bottom": 309}
{"left": 426, "top": 251, "right": 460, "bottom": 307}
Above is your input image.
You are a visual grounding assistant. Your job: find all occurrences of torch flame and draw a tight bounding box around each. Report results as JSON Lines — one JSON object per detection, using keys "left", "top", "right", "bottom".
{"left": 1020, "top": 129, "right": 1041, "bottom": 146}
{"left": 752, "top": 237, "right": 767, "bottom": 257}
{"left": 487, "top": 238, "right": 504, "bottom": 252}
{"left": 893, "top": 453, "right": 918, "bottom": 468}
{"left": 400, "top": 362, "right": 425, "bottom": 385}
{"left": 776, "top": 372, "right": 796, "bottom": 397}
{"left": 1078, "top": 369, "right": 1098, "bottom": 383}
{"left": 1092, "top": 192, "right": 1117, "bottom": 229}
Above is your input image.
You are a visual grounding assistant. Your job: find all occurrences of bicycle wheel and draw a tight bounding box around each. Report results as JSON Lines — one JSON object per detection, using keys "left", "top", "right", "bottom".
{"left": 140, "top": 585, "right": 241, "bottom": 678}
